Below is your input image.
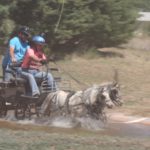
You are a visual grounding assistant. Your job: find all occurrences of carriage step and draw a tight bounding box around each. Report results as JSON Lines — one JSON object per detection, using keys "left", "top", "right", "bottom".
{"left": 20, "top": 94, "right": 39, "bottom": 99}
{"left": 10, "top": 77, "right": 27, "bottom": 84}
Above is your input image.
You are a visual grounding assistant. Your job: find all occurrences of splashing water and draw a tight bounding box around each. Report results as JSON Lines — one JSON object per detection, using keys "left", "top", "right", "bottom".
{"left": 1, "top": 111, "right": 150, "bottom": 138}
{"left": 5, "top": 114, "right": 106, "bottom": 131}
{"left": 33, "top": 116, "right": 106, "bottom": 130}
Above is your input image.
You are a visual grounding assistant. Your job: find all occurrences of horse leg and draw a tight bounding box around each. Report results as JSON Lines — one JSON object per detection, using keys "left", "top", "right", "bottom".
{"left": 99, "top": 111, "right": 107, "bottom": 123}
{"left": 39, "top": 93, "right": 55, "bottom": 116}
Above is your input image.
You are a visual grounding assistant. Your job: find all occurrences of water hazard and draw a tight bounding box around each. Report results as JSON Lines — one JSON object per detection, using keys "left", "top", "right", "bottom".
{"left": 0, "top": 114, "right": 150, "bottom": 138}
{"left": 106, "top": 122, "right": 150, "bottom": 138}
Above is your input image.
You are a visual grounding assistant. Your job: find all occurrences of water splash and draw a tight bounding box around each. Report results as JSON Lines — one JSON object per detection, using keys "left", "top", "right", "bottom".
{"left": 33, "top": 116, "right": 106, "bottom": 130}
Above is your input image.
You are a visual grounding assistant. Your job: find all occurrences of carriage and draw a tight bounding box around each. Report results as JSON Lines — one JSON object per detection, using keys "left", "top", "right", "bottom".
{"left": 0, "top": 60, "right": 122, "bottom": 122}
{"left": 0, "top": 61, "right": 71, "bottom": 120}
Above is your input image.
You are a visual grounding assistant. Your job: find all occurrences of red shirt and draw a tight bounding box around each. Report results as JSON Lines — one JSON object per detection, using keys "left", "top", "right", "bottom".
{"left": 22, "top": 48, "right": 46, "bottom": 69}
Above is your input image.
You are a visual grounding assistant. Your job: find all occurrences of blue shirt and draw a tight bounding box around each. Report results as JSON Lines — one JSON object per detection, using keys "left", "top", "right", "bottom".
{"left": 2, "top": 36, "right": 30, "bottom": 67}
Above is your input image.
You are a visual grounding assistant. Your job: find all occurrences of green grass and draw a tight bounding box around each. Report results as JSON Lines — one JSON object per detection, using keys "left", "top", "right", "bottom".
{"left": 0, "top": 127, "right": 149, "bottom": 150}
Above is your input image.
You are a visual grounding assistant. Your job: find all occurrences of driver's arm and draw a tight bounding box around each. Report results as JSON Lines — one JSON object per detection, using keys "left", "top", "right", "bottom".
{"left": 9, "top": 46, "right": 16, "bottom": 63}
{"left": 28, "top": 49, "right": 42, "bottom": 62}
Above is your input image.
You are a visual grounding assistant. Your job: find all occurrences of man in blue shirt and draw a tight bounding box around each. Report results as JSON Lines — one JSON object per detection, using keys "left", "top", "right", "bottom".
{"left": 2, "top": 26, "right": 30, "bottom": 81}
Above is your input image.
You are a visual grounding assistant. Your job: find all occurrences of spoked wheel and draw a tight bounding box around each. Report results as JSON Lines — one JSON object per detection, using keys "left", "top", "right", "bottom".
{"left": 25, "top": 103, "right": 40, "bottom": 119}
{"left": 0, "top": 97, "right": 7, "bottom": 117}
{"left": 16, "top": 93, "right": 41, "bottom": 119}
{"left": 15, "top": 103, "right": 27, "bottom": 120}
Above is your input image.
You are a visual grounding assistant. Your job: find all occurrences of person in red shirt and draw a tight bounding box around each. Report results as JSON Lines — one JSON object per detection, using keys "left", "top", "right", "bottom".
{"left": 21, "top": 35, "right": 56, "bottom": 97}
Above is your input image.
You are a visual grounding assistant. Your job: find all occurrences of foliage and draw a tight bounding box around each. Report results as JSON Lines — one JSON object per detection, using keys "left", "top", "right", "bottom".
{"left": 0, "top": 3, "right": 15, "bottom": 44}
{"left": 0, "top": 0, "right": 148, "bottom": 52}
{"left": 131, "top": 0, "right": 150, "bottom": 11}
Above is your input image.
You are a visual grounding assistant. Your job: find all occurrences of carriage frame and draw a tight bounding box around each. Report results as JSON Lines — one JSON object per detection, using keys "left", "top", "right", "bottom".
{"left": 0, "top": 61, "right": 70, "bottom": 119}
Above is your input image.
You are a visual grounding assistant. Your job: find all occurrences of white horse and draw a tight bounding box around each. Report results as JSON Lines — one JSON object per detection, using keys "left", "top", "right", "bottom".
{"left": 39, "top": 82, "right": 122, "bottom": 121}
{"left": 82, "top": 82, "right": 123, "bottom": 120}
{"left": 40, "top": 90, "right": 85, "bottom": 117}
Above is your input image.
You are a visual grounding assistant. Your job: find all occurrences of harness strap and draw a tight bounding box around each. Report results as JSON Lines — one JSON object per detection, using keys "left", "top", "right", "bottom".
{"left": 64, "top": 91, "right": 76, "bottom": 114}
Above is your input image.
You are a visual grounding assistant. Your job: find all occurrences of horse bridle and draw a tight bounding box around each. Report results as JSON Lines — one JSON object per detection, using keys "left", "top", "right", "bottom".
{"left": 109, "top": 86, "right": 122, "bottom": 106}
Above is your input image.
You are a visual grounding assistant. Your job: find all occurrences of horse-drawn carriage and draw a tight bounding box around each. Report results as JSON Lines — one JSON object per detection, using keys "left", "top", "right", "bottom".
{"left": 0, "top": 60, "right": 123, "bottom": 122}
{"left": 0, "top": 61, "right": 68, "bottom": 119}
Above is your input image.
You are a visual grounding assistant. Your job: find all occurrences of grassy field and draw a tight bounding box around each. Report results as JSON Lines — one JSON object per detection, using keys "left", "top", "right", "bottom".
{"left": 0, "top": 40, "right": 150, "bottom": 150}
{"left": 0, "top": 121, "right": 149, "bottom": 150}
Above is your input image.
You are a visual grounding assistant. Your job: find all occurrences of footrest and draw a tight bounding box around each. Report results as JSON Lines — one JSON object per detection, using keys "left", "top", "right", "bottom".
{"left": 20, "top": 94, "right": 39, "bottom": 100}
{"left": 10, "top": 78, "right": 27, "bottom": 84}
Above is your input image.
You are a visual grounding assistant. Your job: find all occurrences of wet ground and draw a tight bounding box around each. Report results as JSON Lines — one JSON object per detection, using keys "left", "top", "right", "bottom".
{"left": 0, "top": 112, "right": 150, "bottom": 138}
{"left": 106, "top": 113, "right": 150, "bottom": 138}
{"left": 106, "top": 122, "right": 150, "bottom": 138}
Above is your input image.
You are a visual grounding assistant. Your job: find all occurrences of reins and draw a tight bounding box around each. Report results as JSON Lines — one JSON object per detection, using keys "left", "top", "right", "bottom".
{"left": 51, "top": 60, "right": 89, "bottom": 89}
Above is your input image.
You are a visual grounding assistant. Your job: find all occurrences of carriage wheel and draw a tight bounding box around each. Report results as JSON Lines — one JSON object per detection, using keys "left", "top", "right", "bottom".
{"left": 25, "top": 104, "right": 32, "bottom": 119}
{"left": 15, "top": 103, "right": 26, "bottom": 120}
{"left": 0, "top": 97, "right": 7, "bottom": 117}
{"left": 24, "top": 103, "right": 40, "bottom": 119}
{"left": 35, "top": 106, "right": 42, "bottom": 117}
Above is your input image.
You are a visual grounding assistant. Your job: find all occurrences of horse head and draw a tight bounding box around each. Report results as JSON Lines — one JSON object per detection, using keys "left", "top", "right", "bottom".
{"left": 83, "top": 85, "right": 115, "bottom": 109}
{"left": 101, "top": 82, "right": 123, "bottom": 108}
{"left": 109, "top": 82, "right": 123, "bottom": 106}
{"left": 100, "top": 86, "right": 115, "bottom": 109}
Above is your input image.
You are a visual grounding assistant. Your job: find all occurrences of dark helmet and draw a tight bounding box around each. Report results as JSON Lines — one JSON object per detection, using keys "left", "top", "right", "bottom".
{"left": 32, "top": 35, "right": 46, "bottom": 45}
{"left": 19, "top": 26, "right": 30, "bottom": 37}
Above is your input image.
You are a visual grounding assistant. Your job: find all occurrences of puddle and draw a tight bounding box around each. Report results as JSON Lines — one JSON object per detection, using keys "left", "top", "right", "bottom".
{"left": 0, "top": 113, "right": 150, "bottom": 138}
{"left": 106, "top": 122, "right": 150, "bottom": 138}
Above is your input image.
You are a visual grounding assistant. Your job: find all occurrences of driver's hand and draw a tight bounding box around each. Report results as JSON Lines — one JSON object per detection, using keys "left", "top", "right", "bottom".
{"left": 40, "top": 60, "right": 47, "bottom": 65}
{"left": 11, "top": 57, "right": 17, "bottom": 63}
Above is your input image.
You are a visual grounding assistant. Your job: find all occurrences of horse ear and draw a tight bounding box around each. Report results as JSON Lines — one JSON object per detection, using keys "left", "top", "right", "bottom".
{"left": 113, "top": 69, "right": 119, "bottom": 83}
{"left": 112, "top": 81, "right": 117, "bottom": 86}
{"left": 112, "top": 81, "right": 120, "bottom": 89}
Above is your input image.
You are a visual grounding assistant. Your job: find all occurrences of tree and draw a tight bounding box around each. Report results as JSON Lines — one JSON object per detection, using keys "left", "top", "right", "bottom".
{"left": 0, "top": 0, "right": 140, "bottom": 51}
{"left": 131, "top": 0, "right": 150, "bottom": 11}
{"left": 0, "top": 1, "right": 16, "bottom": 44}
